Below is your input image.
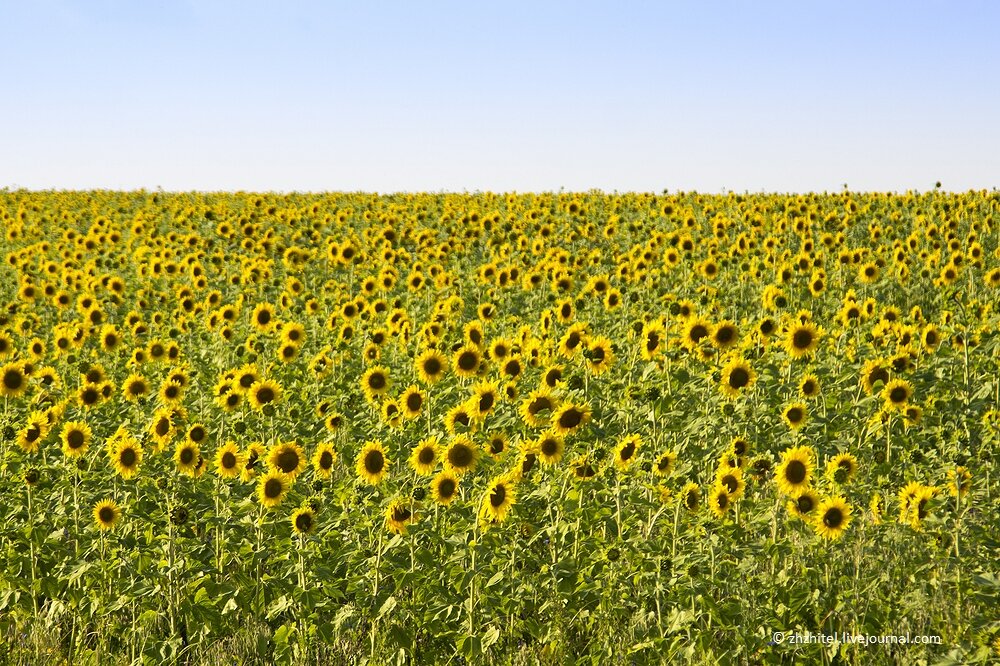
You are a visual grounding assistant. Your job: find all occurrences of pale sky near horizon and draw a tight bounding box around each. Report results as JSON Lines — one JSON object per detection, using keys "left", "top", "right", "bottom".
{"left": 2, "top": 1, "right": 998, "bottom": 193}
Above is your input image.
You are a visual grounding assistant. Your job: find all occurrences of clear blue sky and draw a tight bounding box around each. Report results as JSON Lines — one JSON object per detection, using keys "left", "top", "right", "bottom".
{"left": 2, "top": 1, "right": 998, "bottom": 193}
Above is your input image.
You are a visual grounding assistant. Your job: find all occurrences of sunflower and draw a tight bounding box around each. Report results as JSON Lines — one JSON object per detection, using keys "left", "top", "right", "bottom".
{"left": 614, "top": 434, "right": 642, "bottom": 470}
{"left": 775, "top": 445, "right": 814, "bottom": 495}
{"left": 485, "top": 433, "right": 507, "bottom": 459}
{"left": 444, "top": 435, "right": 478, "bottom": 475}
{"left": 520, "top": 387, "right": 559, "bottom": 428}
{"left": 869, "top": 493, "right": 885, "bottom": 525}
{"left": 541, "top": 365, "right": 564, "bottom": 389}
{"left": 654, "top": 450, "right": 677, "bottom": 477}
{"left": 358, "top": 367, "right": 391, "bottom": 403}
{"left": 681, "top": 482, "right": 701, "bottom": 511}
{"left": 787, "top": 488, "right": 820, "bottom": 520}
{"left": 311, "top": 442, "right": 337, "bottom": 479}
{"left": 681, "top": 318, "right": 712, "bottom": 351}
{"left": 400, "top": 385, "right": 425, "bottom": 419}
{"left": 708, "top": 484, "right": 732, "bottom": 519}
{"left": 719, "top": 358, "right": 755, "bottom": 398}
{"left": 186, "top": 423, "right": 208, "bottom": 447}
{"left": 111, "top": 436, "right": 143, "bottom": 479}
{"left": 946, "top": 466, "right": 971, "bottom": 498}
{"left": 264, "top": 441, "right": 305, "bottom": 477}
{"left": 257, "top": 471, "right": 290, "bottom": 508}
{"left": 0, "top": 362, "right": 29, "bottom": 398}
{"left": 715, "top": 466, "right": 745, "bottom": 501}
{"left": 920, "top": 324, "right": 942, "bottom": 353}
{"left": 356, "top": 440, "right": 389, "bottom": 485}
{"left": 825, "top": 453, "right": 858, "bottom": 485}
{"left": 452, "top": 345, "right": 482, "bottom": 379}
{"left": 242, "top": 442, "right": 266, "bottom": 482}
{"left": 93, "top": 499, "right": 120, "bottom": 531}
{"left": 430, "top": 470, "right": 460, "bottom": 505}
{"left": 860, "top": 358, "right": 890, "bottom": 395}
{"left": 582, "top": 336, "right": 615, "bottom": 375}
{"left": 250, "top": 302, "right": 276, "bottom": 332}
{"left": 409, "top": 437, "right": 440, "bottom": 476}
{"left": 550, "top": 402, "right": 591, "bottom": 436}
{"left": 248, "top": 379, "right": 282, "bottom": 411}
{"left": 444, "top": 403, "right": 477, "bottom": 434}
{"left": 469, "top": 381, "right": 500, "bottom": 418}
{"left": 905, "top": 486, "right": 938, "bottom": 530}
{"left": 174, "top": 441, "right": 200, "bottom": 476}
{"left": 481, "top": 474, "right": 516, "bottom": 523}
{"left": 60, "top": 421, "right": 91, "bottom": 458}
{"left": 234, "top": 364, "right": 262, "bottom": 394}
{"left": 557, "top": 323, "right": 588, "bottom": 358}
{"left": 122, "top": 373, "right": 150, "bottom": 401}
{"left": 12, "top": 422, "right": 38, "bottom": 457}
{"left": 215, "top": 441, "right": 243, "bottom": 479}
{"left": 413, "top": 348, "right": 447, "bottom": 384}
{"left": 710, "top": 320, "right": 739, "bottom": 351}
{"left": 784, "top": 322, "right": 821, "bottom": 359}
{"left": 881, "top": 378, "right": 912, "bottom": 412}
{"left": 535, "top": 432, "right": 565, "bottom": 466}
{"left": 385, "top": 499, "right": 418, "bottom": 534}
{"left": 640, "top": 321, "right": 666, "bottom": 360}
{"left": 571, "top": 455, "right": 598, "bottom": 481}
{"left": 781, "top": 402, "right": 808, "bottom": 430}
{"left": 798, "top": 374, "right": 821, "bottom": 399}
{"left": 814, "top": 496, "right": 852, "bottom": 540}
{"left": 291, "top": 507, "right": 316, "bottom": 535}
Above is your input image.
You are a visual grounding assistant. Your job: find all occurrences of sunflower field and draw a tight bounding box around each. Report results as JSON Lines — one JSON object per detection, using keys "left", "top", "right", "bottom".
{"left": 0, "top": 190, "right": 999, "bottom": 665}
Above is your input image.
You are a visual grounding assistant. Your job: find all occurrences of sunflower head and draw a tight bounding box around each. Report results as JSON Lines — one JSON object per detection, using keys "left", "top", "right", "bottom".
{"left": 356, "top": 441, "right": 389, "bottom": 485}
{"left": 93, "top": 499, "right": 120, "bottom": 531}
